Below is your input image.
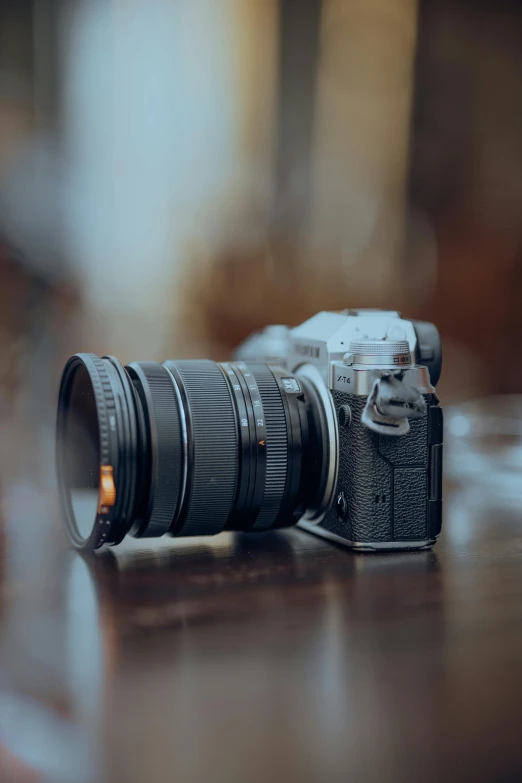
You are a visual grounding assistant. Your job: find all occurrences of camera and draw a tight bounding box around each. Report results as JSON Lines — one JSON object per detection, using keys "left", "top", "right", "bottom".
{"left": 235, "top": 310, "right": 443, "bottom": 550}
{"left": 56, "top": 310, "right": 442, "bottom": 552}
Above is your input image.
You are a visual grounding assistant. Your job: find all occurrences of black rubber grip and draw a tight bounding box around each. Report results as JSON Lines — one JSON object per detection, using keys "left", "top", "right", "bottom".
{"left": 249, "top": 365, "right": 288, "bottom": 531}
{"left": 169, "top": 360, "right": 239, "bottom": 536}
{"left": 128, "top": 362, "right": 183, "bottom": 537}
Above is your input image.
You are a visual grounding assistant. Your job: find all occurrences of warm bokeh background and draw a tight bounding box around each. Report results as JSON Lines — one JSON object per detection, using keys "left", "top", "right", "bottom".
{"left": 1, "top": 0, "right": 522, "bottom": 483}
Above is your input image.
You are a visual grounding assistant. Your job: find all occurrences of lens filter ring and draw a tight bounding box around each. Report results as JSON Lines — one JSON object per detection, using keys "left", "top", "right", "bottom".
{"left": 56, "top": 353, "right": 120, "bottom": 550}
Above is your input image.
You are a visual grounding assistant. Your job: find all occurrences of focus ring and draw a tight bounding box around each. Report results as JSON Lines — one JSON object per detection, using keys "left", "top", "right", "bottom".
{"left": 128, "top": 362, "right": 183, "bottom": 537}
{"left": 249, "top": 365, "right": 288, "bottom": 530}
{"left": 168, "top": 360, "right": 238, "bottom": 536}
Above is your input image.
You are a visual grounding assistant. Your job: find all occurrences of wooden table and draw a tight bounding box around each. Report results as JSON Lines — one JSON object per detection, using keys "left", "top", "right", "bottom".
{"left": 1, "top": 478, "right": 522, "bottom": 783}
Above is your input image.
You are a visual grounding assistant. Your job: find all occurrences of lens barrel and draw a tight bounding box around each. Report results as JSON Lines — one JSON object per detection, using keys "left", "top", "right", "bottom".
{"left": 56, "top": 356, "right": 327, "bottom": 550}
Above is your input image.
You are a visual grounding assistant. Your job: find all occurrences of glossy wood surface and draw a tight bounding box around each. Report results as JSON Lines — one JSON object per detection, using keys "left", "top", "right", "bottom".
{"left": 1, "top": 478, "right": 522, "bottom": 783}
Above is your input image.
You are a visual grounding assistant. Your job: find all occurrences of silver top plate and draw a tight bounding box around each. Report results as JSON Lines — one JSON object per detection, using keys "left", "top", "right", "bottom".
{"left": 331, "top": 362, "right": 434, "bottom": 396}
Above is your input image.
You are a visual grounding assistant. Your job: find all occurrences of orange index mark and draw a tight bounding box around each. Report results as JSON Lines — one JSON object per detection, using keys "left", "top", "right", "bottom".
{"left": 97, "top": 465, "right": 116, "bottom": 514}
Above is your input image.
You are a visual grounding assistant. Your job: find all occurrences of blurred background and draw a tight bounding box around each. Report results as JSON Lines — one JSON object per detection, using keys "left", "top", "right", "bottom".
{"left": 2, "top": 0, "right": 522, "bottom": 481}
{"left": 1, "top": 2, "right": 522, "bottom": 780}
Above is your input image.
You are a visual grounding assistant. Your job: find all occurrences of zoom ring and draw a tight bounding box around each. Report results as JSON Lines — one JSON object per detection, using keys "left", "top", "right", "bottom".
{"left": 133, "top": 363, "right": 184, "bottom": 537}
{"left": 170, "top": 361, "right": 239, "bottom": 536}
{"left": 249, "top": 365, "right": 288, "bottom": 530}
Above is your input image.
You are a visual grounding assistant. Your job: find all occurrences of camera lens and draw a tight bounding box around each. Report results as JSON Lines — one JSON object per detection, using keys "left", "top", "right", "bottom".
{"left": 56, "top": 355, "right": 330, "bottom": 550}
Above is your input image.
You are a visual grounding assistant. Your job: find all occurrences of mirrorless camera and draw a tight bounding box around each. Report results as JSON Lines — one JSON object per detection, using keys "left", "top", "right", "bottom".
{"left": 56, "top": 310, "right": 442, "bottom": 551}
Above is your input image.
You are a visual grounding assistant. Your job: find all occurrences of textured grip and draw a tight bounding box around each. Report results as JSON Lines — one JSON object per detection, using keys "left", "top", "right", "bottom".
{"left": 323, "top": 392, "right": 439, "bottom": 546}
{"left": 171, "top": 361, "right": 239, "bottom": 536}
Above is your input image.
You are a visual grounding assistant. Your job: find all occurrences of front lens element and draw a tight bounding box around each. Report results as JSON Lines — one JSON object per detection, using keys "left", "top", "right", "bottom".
{"left": 63, "top": 364, "right": 100, "bottom": 541}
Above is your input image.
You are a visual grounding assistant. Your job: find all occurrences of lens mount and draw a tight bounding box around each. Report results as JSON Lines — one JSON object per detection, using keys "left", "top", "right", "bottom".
{"left": 295, "top": 362, "right": 339, "bottom": 525}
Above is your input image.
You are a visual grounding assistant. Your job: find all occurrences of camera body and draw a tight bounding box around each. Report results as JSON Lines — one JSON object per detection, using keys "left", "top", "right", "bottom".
{"left": 236, "top": 310, "right": 443, "bottom": 551}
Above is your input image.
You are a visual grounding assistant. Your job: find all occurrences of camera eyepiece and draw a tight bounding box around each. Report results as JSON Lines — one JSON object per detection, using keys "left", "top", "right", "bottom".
{"left": 411, "top": 320, "right": 442, "bottom": 385}
{"left": 56, "top": 356, "right": 328, "bottom": 550}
